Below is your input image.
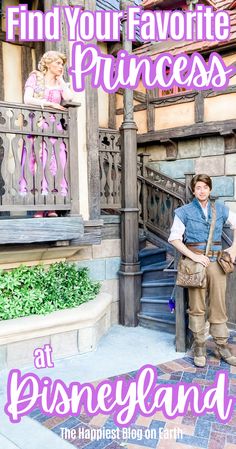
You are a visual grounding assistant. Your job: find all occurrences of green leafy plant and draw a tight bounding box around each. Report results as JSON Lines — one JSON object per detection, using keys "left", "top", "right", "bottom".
{"left": 0, "top": 262, "right": 100, "bottom": 320}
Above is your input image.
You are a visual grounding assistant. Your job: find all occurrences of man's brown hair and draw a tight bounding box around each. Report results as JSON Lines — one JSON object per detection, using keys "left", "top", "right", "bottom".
{"left": 190, "top": 174, "right": 212, "bottom": 192}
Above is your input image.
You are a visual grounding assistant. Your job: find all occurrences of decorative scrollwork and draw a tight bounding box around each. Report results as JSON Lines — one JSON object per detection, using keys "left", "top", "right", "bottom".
{"left": 145, "top": 166, "right": 186, "bottom": 200}
{"left": 99, "top": 129, "right": 121, "bottom": 208}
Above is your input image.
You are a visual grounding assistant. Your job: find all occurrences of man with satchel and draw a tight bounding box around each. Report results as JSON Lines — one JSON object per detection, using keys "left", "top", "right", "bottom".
{"left": 168, "top": 174, "right": 236, "bottom": 368}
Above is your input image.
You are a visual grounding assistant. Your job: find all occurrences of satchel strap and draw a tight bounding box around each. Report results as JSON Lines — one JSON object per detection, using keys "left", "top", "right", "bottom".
{"left": 205, "top": 202, "right": 216, "bottom": 257}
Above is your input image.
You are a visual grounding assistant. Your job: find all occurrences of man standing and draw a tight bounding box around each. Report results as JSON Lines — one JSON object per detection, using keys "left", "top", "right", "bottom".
{"left": 169, "top": 174, "right": 236, "bottom": 367}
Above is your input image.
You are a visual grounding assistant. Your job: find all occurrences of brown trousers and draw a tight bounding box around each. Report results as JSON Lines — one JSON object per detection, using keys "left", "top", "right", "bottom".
{"left": 188, "top": 262, "right": 229, "bottom": 344}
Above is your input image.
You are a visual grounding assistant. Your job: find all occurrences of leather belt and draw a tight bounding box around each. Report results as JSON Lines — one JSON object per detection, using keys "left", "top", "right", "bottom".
{"left": 187, "top": 242, "right": 221, "bottom": 247}
{"left": 186, "top": 245, "right": 219, "bottom": 257}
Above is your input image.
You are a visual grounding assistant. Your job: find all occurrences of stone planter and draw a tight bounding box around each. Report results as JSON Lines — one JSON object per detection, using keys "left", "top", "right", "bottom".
{"left": 0, "top": 292, "right": 113, "bottom": 369}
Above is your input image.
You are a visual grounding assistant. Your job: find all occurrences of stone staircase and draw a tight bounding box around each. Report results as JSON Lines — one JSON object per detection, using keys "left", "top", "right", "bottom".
{"left": 138, "top": 247, "right": 176, "bottom": 333}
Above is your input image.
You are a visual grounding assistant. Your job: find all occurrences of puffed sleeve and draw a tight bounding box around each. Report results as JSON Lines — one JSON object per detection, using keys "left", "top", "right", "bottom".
{"left": 24, "top": 73, "right": 37, "bottom": 90}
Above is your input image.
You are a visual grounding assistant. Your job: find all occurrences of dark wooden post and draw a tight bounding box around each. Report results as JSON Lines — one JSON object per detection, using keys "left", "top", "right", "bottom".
{"left": 0, "top": 42, "right": 4, "bottom": 101}
{"left": 85, "top": 0, "right": 100, "bottom": 220}
{"left": 68, "top": 105, "right": 81, "bottom": 216}
{"left": 119, "top": 0, "right": 142, "bottom": 326}
{"left": 195, "top": 92, "right": 204, "bottom": 123}
{"left": 175, "top": 286, "right": 188, "bottom": 352}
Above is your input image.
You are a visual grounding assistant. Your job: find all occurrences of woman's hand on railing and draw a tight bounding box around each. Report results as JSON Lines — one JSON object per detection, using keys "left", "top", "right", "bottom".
{"left": 45, "top": 102, "right": 67, "bottom": 111}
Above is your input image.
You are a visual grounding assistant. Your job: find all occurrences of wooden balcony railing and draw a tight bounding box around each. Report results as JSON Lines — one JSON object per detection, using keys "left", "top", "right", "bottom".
{"left": 99, "top": 128, "right": 121, "bottom": 209}
{"left": 0, "top": 101, "right": 80, "bottom": 215}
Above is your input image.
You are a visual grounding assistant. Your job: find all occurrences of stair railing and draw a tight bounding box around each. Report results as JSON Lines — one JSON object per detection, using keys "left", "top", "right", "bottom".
{"left": 99, "top": 129, "right": 188, "bottom": 240}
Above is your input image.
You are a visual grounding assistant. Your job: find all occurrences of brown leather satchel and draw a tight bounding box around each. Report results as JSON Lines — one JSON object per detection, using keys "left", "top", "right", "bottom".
{"left": 176, "top": 257, "right": 207, "bottom": 288}
{"left": 176, "top": 202, "right": 216, "bottom": 289}
{"left": 217, "top": 251, "right": 234, "bottom": 274}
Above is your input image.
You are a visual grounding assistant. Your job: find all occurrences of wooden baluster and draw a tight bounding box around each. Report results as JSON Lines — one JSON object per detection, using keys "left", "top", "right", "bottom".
{"left": 113, "top": 152, "right": 120, "bottom": 206}
{"left": 137, "top": 178, "right": 142, "bottom": 223}
{"left": 59, "top": 140, "right": 68, "bottom": 197}
{"left": 63, "top": 139, "right": 70, "bottom": 206}
{"left": 27, "top": 135, "right": 36, "bottom": 206}
{"left": 166, "top": 194, "right": 172, "bottom": 232}
{"left": 35, "top": 138, "right": 46, "bottom": 208}
{"left": 100, "top": 152, "right": 107, "bottom": 207}
{"left": 1, "top": 133, "right": 12, "bottom": 207}
{"left": 41, "top": 139, "right": 48, "bottom": 196}
{"left": 156, "top": 189, "right": 163, "bottom": 228}
{"left": 22, "top": 135, "right": 35, "bottom": 208}
{"left": 11, "top": 135, "right": 22, "bottom": 205}
{"left": 18, "top": 138, "right": 27, "bottom": 197}
{"left": 106, "top": 152, "right": 113, "bottom": 206}
{"left": 44, "top": 136, "right": 55, "bottom": 207}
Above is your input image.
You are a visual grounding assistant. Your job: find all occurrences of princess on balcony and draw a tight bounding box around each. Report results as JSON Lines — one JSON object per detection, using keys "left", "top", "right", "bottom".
{"left": 24, "top": 50, "right": 73, "bottom": 218}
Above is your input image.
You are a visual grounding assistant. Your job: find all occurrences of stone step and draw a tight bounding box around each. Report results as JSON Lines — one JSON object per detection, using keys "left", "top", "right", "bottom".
{"left": 138, "top": 312, "right": 175, "bottom": 334}
{"left": 142, "top": 261, "right": 174, "bottom": 281}
{"left": 142, "top": 278, "right": 175, "bottom": 297}
{"left": 139, "top": 247, "right": 166, "bottom": 267}
{"left": 140, "top": 297, "right": 173, "bottom": 314}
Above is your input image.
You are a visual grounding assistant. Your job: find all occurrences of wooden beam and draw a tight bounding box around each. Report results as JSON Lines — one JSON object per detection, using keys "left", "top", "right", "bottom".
{"left": 175, "top": 286, "right": 187, "bottom": 353}
{"left": 108, "top": 93, "right": 116, "bottom": 129}
{"left": 150, "top": 91, "right": 197, "bottom": 107}
{"left": 0, "top": 217, "right": 84, "bottom": 245}
{"left": 68, "top": 0, "right": 84, "bottom": 5}
{"left": 21, "top": 46, "right": 33, "bottom": 95}
{"left": 34, "top": 42, "right": 45, "bottom": 70}
{"left": 147, "top": 89, "right": 156, "bottom": 132}
{"left": 44, "top": 0, "right": 70, "bottom": 79}
{"left": 116, "top": 103, "right": 147, "bottom": 115}
{"left": 117, "top": 88, "right": 147, "bottom": 104}
{"left": 204, "top": 84, "right": 236, "bottom": 97}
{"left": 0, "top": 31, "right": 34, "bottom": 47}
{"left": 148, "top": 84, "right": 236, "bottom": 107}
{"left": 0, "top": 42, "right": 4, "bottom": 101}
{"left": 194, "top": 91, "right": 204, "bottom": 123}
{"left": 137, "top": 119, "right": 236, "bottom": 144}
{"left": 71, "top": 219, "right": 103, "bottom": 246}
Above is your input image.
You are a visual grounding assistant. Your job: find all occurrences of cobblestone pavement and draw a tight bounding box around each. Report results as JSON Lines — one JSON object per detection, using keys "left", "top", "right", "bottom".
{"left": 30, "top": 335, "right": 236, "bottom": 449}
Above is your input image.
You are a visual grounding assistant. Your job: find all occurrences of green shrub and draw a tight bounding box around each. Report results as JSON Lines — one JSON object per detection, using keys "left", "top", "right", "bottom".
{"left": 0, "top": 262, "right": 100, "bottom": 320}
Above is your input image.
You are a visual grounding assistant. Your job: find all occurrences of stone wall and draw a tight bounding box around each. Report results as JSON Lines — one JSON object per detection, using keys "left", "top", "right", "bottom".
{"left": 70, "top": 239, "right": 121, "bottom": 326}
{"left": 143, "top": 136, "right": 236, "bottom": 210}
{"left": 0, "top": 292, "right": 113, "bottom": 368}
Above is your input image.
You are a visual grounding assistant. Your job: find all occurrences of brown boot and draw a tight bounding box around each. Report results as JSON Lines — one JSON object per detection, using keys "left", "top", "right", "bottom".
{"left": 215, "top": 344, "right": 236, "bottom": 366}
{"left": 209, "top": 323, "right": 236, "bottom": 365}
{"left": 193, "top": 343, "right": 206, "bottom": 368}
{"left": 189, "top": 316, "right": 207, "bottom": 368}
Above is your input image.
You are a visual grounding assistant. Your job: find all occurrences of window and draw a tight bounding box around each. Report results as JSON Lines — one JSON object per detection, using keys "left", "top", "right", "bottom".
{"left": 159, "top": 68, "right": 190, "bottom": 97}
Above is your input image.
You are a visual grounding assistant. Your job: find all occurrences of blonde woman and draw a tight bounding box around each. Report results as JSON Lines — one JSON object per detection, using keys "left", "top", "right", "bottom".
{"left": 24, "top": 51, "right": 73, "bottom": 217}
{"left": 24, "top": 50, "right": 73, "bottom": 110}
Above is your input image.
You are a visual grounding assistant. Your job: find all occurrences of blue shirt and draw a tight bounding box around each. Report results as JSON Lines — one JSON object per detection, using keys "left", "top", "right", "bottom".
{"left": 174, "top": 198, "right": 229, "bottom": 253}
